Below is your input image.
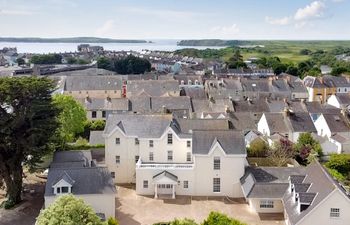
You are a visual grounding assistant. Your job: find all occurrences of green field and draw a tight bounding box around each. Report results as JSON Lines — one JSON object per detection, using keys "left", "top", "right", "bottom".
{"left": 178, "top": 40, "right": 350, "bottom": 64}
{"left": 240, "top": 40, "right": 350, "bottom": 63}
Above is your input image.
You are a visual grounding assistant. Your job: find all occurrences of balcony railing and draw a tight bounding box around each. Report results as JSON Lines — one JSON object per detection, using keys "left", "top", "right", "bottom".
{"left": 136, "top": 160, "right": 194, "bottom": 170}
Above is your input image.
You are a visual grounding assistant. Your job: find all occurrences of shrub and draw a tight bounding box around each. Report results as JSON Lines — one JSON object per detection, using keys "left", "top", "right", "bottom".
{"left": 247, "top": 139, "right": 268, "bottom": 157}
{"left": 327, "top": 168, "right": 346, "bottom": 182}
{"left": 325, "top": 154, "right": 350, "bottom": 175}
{"left": 36, "top": 195, "right": 103, "bottom": 225}
{"left": 202, "top": 212, "right": 247, "bottom": 225}
{"left": 107, "top": 217, "right": 119, "bottom": 225}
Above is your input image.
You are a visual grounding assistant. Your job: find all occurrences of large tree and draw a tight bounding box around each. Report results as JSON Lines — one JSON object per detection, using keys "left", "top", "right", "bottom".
{"left": 267, "top": 138, "right": 296, "bottom": 167}
{"left": 53, "top": 95, "right": 87, "bottom": 149}
{"left": 36, "top": 195, "right": 104, "bottom": 225}
{"left": 0, "top": 77, "right": 59, "bottom": 207}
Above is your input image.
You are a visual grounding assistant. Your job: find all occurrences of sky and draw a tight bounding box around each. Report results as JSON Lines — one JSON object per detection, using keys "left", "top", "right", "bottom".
{"left": 0, "top": 0, "right": 350, "bottom": 40}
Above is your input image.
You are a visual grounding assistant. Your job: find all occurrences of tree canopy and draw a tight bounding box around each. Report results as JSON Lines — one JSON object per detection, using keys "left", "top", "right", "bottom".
{"left": 53, "top": 95, "right": 87, "bottom": 149}
{"left": 154, "top": 212, "right": 246, "bottom": 225}
{"left": 36, "top": 195, "right": 104, "bottom": 225}
{"left": 0, "top": 77, "right": 60, "bottom": 208}
{"left": 30, "top": 54, "right": 62, "bottom": 64}
{"left": 97, "top": 55, "right": 151, "bottom": 74}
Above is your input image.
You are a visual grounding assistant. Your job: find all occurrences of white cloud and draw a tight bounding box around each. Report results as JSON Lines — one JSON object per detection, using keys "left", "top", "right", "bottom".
{"left": 265, "top": 16, "right": 291, "bottom": 25}
{"left": 294, "top": 1, "right": 326, "bottom": 21}
{"left": 96, "top": 20, "right": 115, "bottom": 37}
{"left": 266, "top": 1, "right": 328, "bottom": 28}
{"left": 0, "top": 9, "right": 33, "bottom": 15}
{"left": 210, "top": 24, "right": 240, "bottom": 38}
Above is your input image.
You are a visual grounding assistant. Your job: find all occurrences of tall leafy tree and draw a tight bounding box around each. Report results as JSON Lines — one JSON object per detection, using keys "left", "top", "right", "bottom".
{"left": 0, "top": 77, "right": 59, "bottom": 207}
{"left": 53, "top": 95, "right": 87, "bottom": 149}
{"left": 36, "top": 195, "right": 104, "bottom": 225}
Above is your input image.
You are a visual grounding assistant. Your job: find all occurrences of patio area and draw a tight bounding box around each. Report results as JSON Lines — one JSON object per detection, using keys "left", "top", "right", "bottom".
{"left": 116, "top": 184, "right": 285, "bottom": 225}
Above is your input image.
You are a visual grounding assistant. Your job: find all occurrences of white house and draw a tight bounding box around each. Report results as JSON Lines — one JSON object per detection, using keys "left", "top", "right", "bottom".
{"left": 44, "top": 151, "right": 116, "bottom": 219}
{"left": 241, "top": 162, "right": 350, "bottom": 225}
{"left": 327, "top": 94, "right": 350, "bottom": 110}
{"left": 103, "top": 113, "right": 247, "bottom": 198}
{"left": 257, "top": 111, "right": 317, "bottom": 143}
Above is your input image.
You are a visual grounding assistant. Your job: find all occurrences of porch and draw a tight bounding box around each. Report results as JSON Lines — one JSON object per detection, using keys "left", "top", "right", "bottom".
{"left": 153, "top": 171, "right": 178, "bottom": 199}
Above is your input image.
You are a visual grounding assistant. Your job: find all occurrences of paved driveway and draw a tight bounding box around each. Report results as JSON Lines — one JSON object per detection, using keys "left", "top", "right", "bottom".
{"left": 116, "top": 185, "right": 285, "bottom": 225}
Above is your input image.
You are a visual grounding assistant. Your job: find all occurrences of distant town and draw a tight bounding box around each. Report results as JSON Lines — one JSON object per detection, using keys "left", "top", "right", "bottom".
{"left": 1, "top": 39, "right": 350, "bottom": 225}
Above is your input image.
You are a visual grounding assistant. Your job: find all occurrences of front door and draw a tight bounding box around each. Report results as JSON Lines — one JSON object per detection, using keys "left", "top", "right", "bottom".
{"left": 157, "top": 184, "right": 173, "bottom": 195}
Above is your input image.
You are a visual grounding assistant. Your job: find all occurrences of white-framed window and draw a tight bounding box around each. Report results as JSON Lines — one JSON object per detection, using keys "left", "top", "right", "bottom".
{"left": 330, "top": 208, "right": 340, "bottom": 218}
{"left": 56, "top": 186, "right": 70, "bottom": 194}
{"left": 186, "top": 152, "right": 192, "bottom": 162}
{"left": 92, "top": 111, "right": 97, "bottom": 118}
{"left": 115, "top": 155, "right": 120, "bottom": 164}
{"left": 213, "top": 157, "right": 220, "bottom": 170}
{"left": 149, "top": 140, "right": 154, "bottom": 147}
{"left": 135, "top": 138, "right": 139, "bottom": 145}
{"left": 184, "top": 181, "right": 189, "bottom": 189}
{"left": 115, "top": 138, "right": 120, "bottom": 145}
{"left": 187, "top": 141, "right": 191, "bottom": 147}
{"left": 143, "top": 180, "right": 148, "bottom": 188}
{"left": 62, "top": 187, "right": 69, "bottom": 193}
{"left": 260, "top": 200, "right": 274, "bottom": 208}
{"left": 102, "top": 111, "right": 106, "bottom": 118}
{"left": 149, "top": 152, "right": 154, "bottom": 161}
{"left": 135, "top": 155, "right": 139, "bottom": 163}
{"left": 167, "top": 133, "right": 173, "bottom": 144}
{"left": 168, "top": 150, "right": 173, "bottom": 161}
{"left": 213, "top": 178, "right": 220, "bottom": 192}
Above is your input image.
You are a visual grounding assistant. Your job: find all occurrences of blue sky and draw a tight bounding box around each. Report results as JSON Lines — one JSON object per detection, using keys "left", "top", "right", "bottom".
{"left": 0, "top": 0, "right": 349, "bottom": 39}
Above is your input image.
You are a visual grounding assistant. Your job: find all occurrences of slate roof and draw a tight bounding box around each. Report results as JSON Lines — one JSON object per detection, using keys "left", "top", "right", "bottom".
{"left": 104, "top": 114, "right": 172, "bottom": 138}
{"left": 77, "top": 98, "right": 130, "bottom": 111}
{"left": 129, "top": 96, "right": 152, "bottom": 113}
{"left": 271, "top": 79, "right": 291, "bottom": 92}
{"left": 323, "top": 75, "right": 350, "bottom": 88}
{"left": 192, "top": 130, "right": 246, "bottom": 155}
{"left": 229, "top": 112, "right": 257, "bottom": 131}
{"left": 287, "top": 112, "right": 317, "bottom": 133}
{"left": 293, "top": 183, "right": 311, "bottom": 193}
{"left": 240, "top": 167, "right": 305, "bottom": 199}
{"left": 263, "top": 113, "right": 289, "bottom": 134}
{"left": 241, "top": 79, "right": 271, "bottom": 92}
{"left": 52, "top": 150, "right": 92, "bottom": 168}
{"left": 89, "top": 131, "right": 104, "bottom": 145}
{"left": 175, "top": 118, "right": 230, "bottom": 134}
{"left": 233, "top": 100, "right": 269, "bottom": 113}
{"left": 298, "top": 192, "right": 317, "bottom": 204}
{"left": 180, "top": 86, "right": 206, "bottom": 99}
{"left": 56, "top": 68, "right": 116, "bottom": 77}
{"left": 127, "top": 80, "right": 179, "bottom": 97}
{"left": 322, "top": 113, "right": 350, "bottom": 133}
{"left": 151, "top": 96, "right": 192, "bottom": 113}
{"left": 64, "top": 75, "right": 122, "bottom": 91}
{"left": 335, "top": 93, "right": 350, "bottom": 106}
{"left": 45, "top": 167, "right": 116, "bottom": 196}
{"left": 247, "top": 183, "right": 289, "bottom": 198}
{"left": 304, "top": 102, "right": 340, "bottom": 114}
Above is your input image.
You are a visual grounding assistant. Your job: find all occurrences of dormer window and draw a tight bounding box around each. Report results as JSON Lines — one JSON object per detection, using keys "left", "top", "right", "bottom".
{"left": 52, "top": 173, "right": 74, "bottom": 195}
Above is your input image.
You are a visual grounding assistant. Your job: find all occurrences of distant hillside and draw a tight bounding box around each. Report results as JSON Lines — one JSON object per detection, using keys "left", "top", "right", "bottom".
{"left": 0, "top": 37, "right": 148, "bottom": 43}
{"left": 177, "top": 39, "right": 249, "bottom": 46}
